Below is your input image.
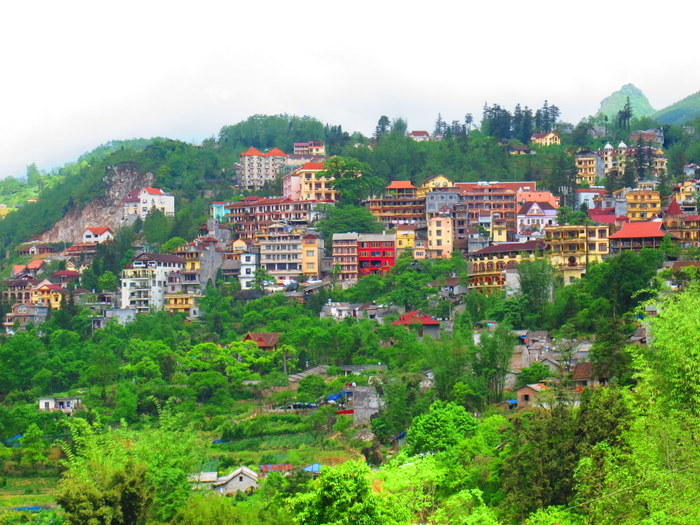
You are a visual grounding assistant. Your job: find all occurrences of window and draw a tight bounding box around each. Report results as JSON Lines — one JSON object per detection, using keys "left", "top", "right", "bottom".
{"left": 306, "top": 250, "right": 314, "bottom": 257}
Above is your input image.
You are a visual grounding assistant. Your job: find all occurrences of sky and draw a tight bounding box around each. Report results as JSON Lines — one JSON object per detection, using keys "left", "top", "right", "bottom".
{"left": 1, "top": 0, "right": 698, "bottom": 179}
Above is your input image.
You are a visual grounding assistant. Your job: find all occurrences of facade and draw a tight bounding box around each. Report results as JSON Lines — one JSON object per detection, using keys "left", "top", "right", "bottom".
{"left": 4, "top": 302, "right": 49, "bottom": 331}
{"left": 625, "top": 189, "right": 661, "bottom": 222}
{"left": 239, "top": 249, "right": 259, "bottom": 290}
{"left": 257, "top": 224, "right": 317, "bottom": 285}
{"left": 544, "top": 225, "right": 610, "bottom": 284}
{"left": 357, "top": 233, "right": 397, "bottom": 276}
{"left": 427, "top": 217, "right": 453, "bottom": 258}
{"left": 468, "top": 240, "right": 545, "bottom": 292}
{"left": 82, "top": 227, "right": 114, "bottom": 244}
{"left": 575, "top": 150, "right": 598, "bottom": 185}
{"left": 120, "top": 253, "right": 186, "bottom": 313}
{"left": 408, "top": 130, "right": 430, "bottom": 142}
{"left": 38, "top": 397, "right": 82, "bottom": 415}
{"left": 236, "top": 146, "right": 288, "bottom": 191}
{"left": 210, "top": 202, "right": 229, "bottom": 220}
{"left": 283, "top": 161, "right": 338, "bottom": 202}
{"left": 365, "top": 181, "right": 426, "bottom": 228}
{"left": 213, "top": 467, "right": 259, "bottom": 494}
{"left": 225, "top": 197, "right": 326, "bottom": 241}
{"left": 123, "top": 188, "right": 175, "bottom": 220}
{"left": 530, "top": 131, "right": 561, "bottom": 147}
{"left": 516, "top": 202, "right": 558, "bottom": 236}
{"left": 293, "top": 141, "right": 325, "bottom": 157}
{"left": 301, "top": 234, "right": 323, "bottom": 279}
{"left": 608, "top": 221, "right": 669, "bottom": 253}
{"left": 332, "top": 233, "right": 359, "bottom": 282}
{"left": 417, "top": 174, "right": 454, "bottom": 198}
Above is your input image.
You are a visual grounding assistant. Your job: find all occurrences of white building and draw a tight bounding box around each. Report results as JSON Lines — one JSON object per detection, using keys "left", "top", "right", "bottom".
{"left": 239, "top": 250, "right": 259, "bottom": 290}
{"left": 82, "top": 227, "right": 114, "bottom": 244}
{"left": 120, "top": 253, "right": 185, "bottom": 313}
{"left": 123, "top": 187, "right": 175, "bottom": 220}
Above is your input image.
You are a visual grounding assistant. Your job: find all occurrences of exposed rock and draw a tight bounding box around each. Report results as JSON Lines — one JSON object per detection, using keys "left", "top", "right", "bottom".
{"left": 36, "top": 165, "right": 155, "bottom": 243}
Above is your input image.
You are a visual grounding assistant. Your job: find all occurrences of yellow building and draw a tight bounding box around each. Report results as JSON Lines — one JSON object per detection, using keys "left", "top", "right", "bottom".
{"left": 530, "top": 131, "right": 561, "bottom": 147}
{"left": 417, "top": 175, "right": 454, "bottom": 198}
{"left": 396, "top": 225, "right": 417, "bottom": 253}
{"left": 575, "top": 150, "right": 597, "bottom": 185}
{"left": 626, "top": 189, "right": 661, "bottom": 222}
{"left": 301, "top": 234, "right": 323, "bottom": 279}
{"left": 427, "top": 217, "right": 453, "bottom": 259}
{"left": 297, "top": 162, "right": 337, "bottom": 202}
{"left": 468, "top": 241, "right": 544, "bottom": 293}
{"left": 164, "top": 293, "right": 199, "bottom": 317}
{"left": 544, "top": 224, "right": 610, "bottom": 284}
{"left": 32, "top": 284, "right": 66, "bottom": 309}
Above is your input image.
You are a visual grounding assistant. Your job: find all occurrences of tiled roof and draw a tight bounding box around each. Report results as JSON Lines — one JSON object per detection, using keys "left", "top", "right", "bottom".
{"left": 608, "top": 221, "right": 666, "bottom": 239}
{"left": 240, "top": 146, "right": 264, "bottom": 156}
{"left": 86, "top": 227, "right": 113, "bottom": 236}
{"left": 386, "top": 180, "right": 416, "bottom": 190}
{"left": 573, "top": 361, "right": 594, "bottom": 381}
{"left": 243, "top": 332, "right": 281, "bottom": 348}
{"left": 265, "top": 147, "right": 288, "bottom": 157}
{"left": 142, "top": 187, "right": 165, "bottom": 195}
{"left": 665, "top": 199, "right": 682, "bottom": 216}
{"left": 301, "top": 161, "right": 325, "bottom": 170}
{"left": 518, "top": 201, "right": 557, "bottom": 215}
{"left": 392, "top": 310, "right": 440, "bottom": 326}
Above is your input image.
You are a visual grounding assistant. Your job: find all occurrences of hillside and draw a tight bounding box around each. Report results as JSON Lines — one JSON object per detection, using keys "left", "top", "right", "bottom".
{"left": 652, "top": 90, "right": 700, "bottom": 125}
{"left": 597, "top": 83, "right": 655, "bottom": 119}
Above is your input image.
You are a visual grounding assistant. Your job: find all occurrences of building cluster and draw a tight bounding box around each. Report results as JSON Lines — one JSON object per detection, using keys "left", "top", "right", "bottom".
{"left": 235, "top": 142, "right": 326, "bottom": 191}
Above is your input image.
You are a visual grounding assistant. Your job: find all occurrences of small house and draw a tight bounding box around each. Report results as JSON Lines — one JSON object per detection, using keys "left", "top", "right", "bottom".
{"left": 213, "top": 466, "right": 258, "bottom": 494}
{"left": 391, "top": 310, "right": 441, "bottom": 339}
{"left": 38, "top": 397, "right": 82, "bottom": 415}
{"left": 572, "top": 362, "right": 604, "bottom": 389}
{"left": 516, "top": 383, "right": 548, "bottom": 408}
{"left": 242, "top": 332, "right": 281, "bottom": 351}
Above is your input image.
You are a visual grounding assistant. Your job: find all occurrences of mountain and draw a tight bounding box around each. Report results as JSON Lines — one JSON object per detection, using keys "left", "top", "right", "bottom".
{"left": 597, "top": 84, "right": 655, "bottom": 120}
{"left": 651, "top": 91, "right": 700, "bottom": 126}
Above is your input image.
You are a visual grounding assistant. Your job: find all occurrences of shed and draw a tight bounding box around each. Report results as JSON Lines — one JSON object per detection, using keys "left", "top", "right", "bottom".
{"left": 213, "top": 466, "right": 259, "bottom": 494}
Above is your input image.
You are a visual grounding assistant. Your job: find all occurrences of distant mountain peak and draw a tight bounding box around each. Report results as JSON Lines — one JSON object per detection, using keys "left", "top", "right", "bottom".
{"left": 598, "top": 84, "right": 655, "bottom": 119}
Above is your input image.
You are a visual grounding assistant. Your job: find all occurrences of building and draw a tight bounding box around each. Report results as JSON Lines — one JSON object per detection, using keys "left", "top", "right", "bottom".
{"left": 293, "top": 141, "right": 325, "bottom": 157}
{"left": 391, "top": 310, "right": 441, "bottom": 339}
{"left": 517, "top": 383, "right": 548, "bottom": 408}
{"left": 408, "top": 130, "right": 430, "bottom": 142}
{"left": 468, "top": 240, "right": 545, "bottom": 293}
{"left": 38, "top": 397, "right": 82, "bottom": 415}
{"left": 225, "top": 197, "right": 327, "bottom": 241}
{"left": 301, "top": 233, "right": 324, "bottom": 279}
{"left": 120, "top": 253, "right": 186, "bottom": 313}
{"left": 257, "top": 224, "right": 320, "bottom": 285}
{"left": 608, "top": 221, "right": 669, "bottom": 253}
{"left": 427, "top": 217, "right": 453, "bottom": 258}
{"left": 332, "top": 233, "right": 359, "bottom": 282}
{"left": 282, "top": 161, "right": 338, "bottom": 202}
{"left": 243, "top": 332, "right": 281, "bottom": 351}
{"left": 575, "top": 150, "right": 599, "bottom": 185}
{"left": 123, "top": 187, "right": 175, "bottom": 220}
{"left": 544, "top": 225, "right": 610, "bottom": 284}
{"left": 416, "top": 174, "right": 454, "bottom": 198}
{"left": 239, "top": 248, "right": 260, "bottom": 290}
{"left": 530, "top": 131, "right": 561, "bottom": 147}
{"left": 212, "top": 467, "right": 259, "bottom": 494}
{"left": 365, "top": 181, "right": 425, "bottom": 228}
{"left": 210, "top": 202, "right": 229, "bottom": 220}
{"left": 357, "top": 232, "right": 396, "bottom": 276}
{"left": 82, "top": 227, "right": 114, "bottom": 244}
{"left": 4, "top": 302, "right": 49, "bottom": 331}
{"left": 625, "top": 189, "right": 661, "bottom": 222}
{"left": 516, "top": 202, "right": 558, "bottom": 237}
{"left": 236, "top": 146, "right": 288, "bottom": 191}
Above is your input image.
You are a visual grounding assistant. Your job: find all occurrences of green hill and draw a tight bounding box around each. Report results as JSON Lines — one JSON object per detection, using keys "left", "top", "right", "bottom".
{"left": 597, "top": 83, "right": 655, "bottom": 120}
{"left": 651, "top": 90, "right": 700, "bottom": 125}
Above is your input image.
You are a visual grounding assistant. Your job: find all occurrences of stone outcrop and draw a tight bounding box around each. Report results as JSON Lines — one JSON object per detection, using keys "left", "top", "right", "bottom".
{"left": 36, "top": 165, "right": 155, "bottom": 243}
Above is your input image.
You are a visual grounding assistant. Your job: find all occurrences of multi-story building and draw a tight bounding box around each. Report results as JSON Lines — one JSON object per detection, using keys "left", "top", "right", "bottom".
{"left": 625, "top": 189, "right": 661, "bottom": 222}
{"left": 225, "top": 197, "right": 327, "bottom": 241}
{"left": 357, "top": 233, "right": 396, "bottom": 276}
{"left": 236, "top": 146, "right": 288, "bottom": 191}
{"left": 239, "top": 248, "right": 260, "bottom": 290}
{"left": 32, "top": 283, "right": 67, "bottom": 309}
{"left": 120, "top": 253, "right": 185, "bottom": 314}
{"left": 530, "top": 131, "right": 561, "bottom": 147}
{"left": 426, "top": 187, "right": 461, "bottom": 217}
{"left": 282, "top": 162, "right": 338, "bottom": 202}
{"left": 300, "top": 233, "right": 324, "bottom": 279}
{"left": 427, "top": 217, "right": 453, "bottom": 259}
{"left": 257, "top": 224, "right": 319, "bottom": 285}
{"left": 467, "top": 240, "right": 545, "bottom": 293}
{"left": 293, "top": 141, "right": 326, "bottom": 157}
{"left": 598, "top": 142, "right": 668, "bottom": 179}
{"left": 332, "top": 233, "right": 359, "bottom": 282}
{"left": 417, "top": 174, "right": 454, "bottom": 198}
{"left": 4, "top": 302, "right": 49, "bottom": 332}
{"left": 575, "top": 150, "right": 599, "bottom": 185}
{"left": 123, "top": 187, "right": 175, "bottom": 220}
{"left": 544, "top": 224, "right": 610, "bottom": 284}
{"left": 365, "top": 181, "right": 426, "bottom": 228}
{"left": 517, "top": 202, "right": 558, "bottom": 237}
{"left": 608, "top": 221, "right": 670, "bottom": 253}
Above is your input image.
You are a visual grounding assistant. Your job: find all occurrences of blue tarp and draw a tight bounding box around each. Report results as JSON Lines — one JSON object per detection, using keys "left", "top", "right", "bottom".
{"left": 506, "top": 399, "right": 518, "bottom": 405}
{"left": 303, "top": 463, "right": 322, "bottom": 473}
{"left": 327, "top": 393, "right": 342, "bottom": 402}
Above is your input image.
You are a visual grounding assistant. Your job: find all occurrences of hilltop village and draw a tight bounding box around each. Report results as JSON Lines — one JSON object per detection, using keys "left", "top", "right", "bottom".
{"left": 3, "top": 114, "right": 700, "bottom": 524}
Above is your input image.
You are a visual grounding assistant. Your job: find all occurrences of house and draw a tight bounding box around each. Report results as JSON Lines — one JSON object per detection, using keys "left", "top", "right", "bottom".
{"left": 608, "top": 221, "right": 671, "bottom": 253}
{"left": 4, "top": 302, "right": 49, "bottom": 331}
{"left": 417, "top": 174, "right": 454, "bottom": 198}
{"left": 392, "top": 310, "right": 441, "bottom": 339}
{"left": 123, "top": 187, "right": 175, "bottom": 221}
{"left": 625, "top": 189, "right": 661, "bottom": 222}
{"left": 544, "top": 224, "right": 610, "bottom": 284}
{"left": 293, "top": 141, "right": 326, "bottom": 157}
{"left": 516, "top": 383, "right": 548, "bottom": 408}
{"left": 408, "top": 130, "right": 430, "bottom": 142}
{"left": 82, "top": 227, "right": 114, "bottom": 244}
{"left": 530, "top": 131, "right": 561, "bottom": 147}
{"left": 572, "top": 362, "right": 603, "bottom": 389}
{"left": 575, "top": 150, "right": 599, "bottom": 185}
{"left": 282, "top": 161, "right": 338, "bottom": 202}
{"left": 517, "top": 202, "right": 558, "bottom": 236}
{"left": 243, "top": 332, "right": 281, "bottom": 351}
{"left": 468, "top": 240, "right": 545, "bottom": 293}
{"left": 365, "top": 181, "right": 425, "bottom": 228}
{"left": 212, "top": 466, "right": 259, "bottom": 494}
{"left": 120, "top": 253, "right": 186, "bottom": 313}
{"left": 236, "top": 146, "right": 288, "bottom": 191}
{"left": 38, "top": 397, "right": 82, "bottom": 415}
{"left": 52, "top": 270, "right": 81, "bottom": 286}
{"left": 427, "top": 216, "right": 453, "bottom": 258}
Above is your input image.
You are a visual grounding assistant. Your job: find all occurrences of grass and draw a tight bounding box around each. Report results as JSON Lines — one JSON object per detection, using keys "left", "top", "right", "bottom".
{"left": 0, "top": 476, "right": 58, "bottom": 511}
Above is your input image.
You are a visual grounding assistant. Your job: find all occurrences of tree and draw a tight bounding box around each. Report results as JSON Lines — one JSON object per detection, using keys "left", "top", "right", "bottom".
{"left": 142, "top": 208, "right": 171, "bottom": 246}
{"left": 289, "top": 460, "right": 398, "bottom": 525}
{"left": 517, "top": 258, "right": 553, "bottom": 326}
{"left": 315, "top": 204, "right": 383, "bottom": 246}
{"left": 407, "top": 401, "right": 478, "bottom": 453}
{"left": 470, "top": 325, "right": 514, "bottom": 403}
{"left": 516, "top": 362, "right": 552, "bottom": 389}
{"left": 98, "top": 270, "right": 118, "bottom": 292}
{"left": 320, "top": 156, "right": 380, "bottom": 205}
{"left": 252, "top": 267, "right": 275, "bottom": 293}
{"left": 375, "top": 115, "right": 391, "bottom": 141}
{"left": 160, "top": 236, "right": 187, "bottom": 253}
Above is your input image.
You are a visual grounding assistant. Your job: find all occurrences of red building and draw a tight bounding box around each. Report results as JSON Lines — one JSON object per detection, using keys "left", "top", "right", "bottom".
{"left": 357, "top": 233, "right": 396, "bottom": 276}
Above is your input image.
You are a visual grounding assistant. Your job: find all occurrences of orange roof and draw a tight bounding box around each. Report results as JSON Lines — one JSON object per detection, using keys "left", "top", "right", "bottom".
{"left": 265, "top": 147, "right": 287, "bottom": 157}
{"left": 240, "top": 146, "right": 264, "bottom": 156}
{"left": 142, "top": 187, "right": 165, "bottom": 195}
{"left": 86, "top": 227, "right": 112, "bottom": 235}
{"left": 609, "top": 221, "right": 666, "bottom": 239}
{"left": 301, "top": 162, "right": 325, "bottom": 170}
{"left": 386, "top": 180, "right": 416, "bottom": 190}
{"left": 27, "top": 259, "right": 45, "bottom": 269}
{"left": 12, "top": 265, "right": 26, "bottom": 275}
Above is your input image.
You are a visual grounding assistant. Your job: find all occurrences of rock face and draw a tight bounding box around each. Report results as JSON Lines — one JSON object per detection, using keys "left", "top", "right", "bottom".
{"left": 597, "top": 83, "right": 655, "bottom": 120}
{"left": 36, "top": 165, "right": 155, "bottom": 243}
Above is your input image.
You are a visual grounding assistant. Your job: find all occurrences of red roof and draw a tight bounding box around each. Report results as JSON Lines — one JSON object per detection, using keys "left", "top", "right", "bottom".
{"left": 265, "top": 147, "right": 287, "bottom": 157}
{"left": 27, "top": 259, "right": 45, "bottom": 269}
{"left": 665, "top": 199, "right": 682, "bottom": 216}
{"left": 142, "top": 187, "right": 165, "bottom": 195}
{"left": 608, "top": 221, "right": 666, "bottom": 239}
{"left": 386, "top": 180, "right": 416, "bottom": 190}
{"left": 260, "top": 464, "right": 293, "bottom": 473}
{"left": 301, "top": 161, "right": 325, "bottom": 170}
{"left": 410, "top": 131, "right": 430, "bottom": 137}
{"left": 392, "top": 311, "right": 440, "bottom": 326}
{"left": 240, "top": 146, "right": 264, "bottom": 156}
{"left": 243, "top": 332, "right": 281, "bottom": 348}
{"left": 86, "top": 227, "right": 113, "bottom": 236}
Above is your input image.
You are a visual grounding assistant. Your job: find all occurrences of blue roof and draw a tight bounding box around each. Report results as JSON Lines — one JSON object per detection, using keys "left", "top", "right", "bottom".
{"left": 303, "top": 463, "right": 322, "bottom": 473}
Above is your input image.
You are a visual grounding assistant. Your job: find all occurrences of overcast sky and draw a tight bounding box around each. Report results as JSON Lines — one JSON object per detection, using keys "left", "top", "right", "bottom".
{"left": 1, "top": 0, "right": 697, "bottom": 179}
